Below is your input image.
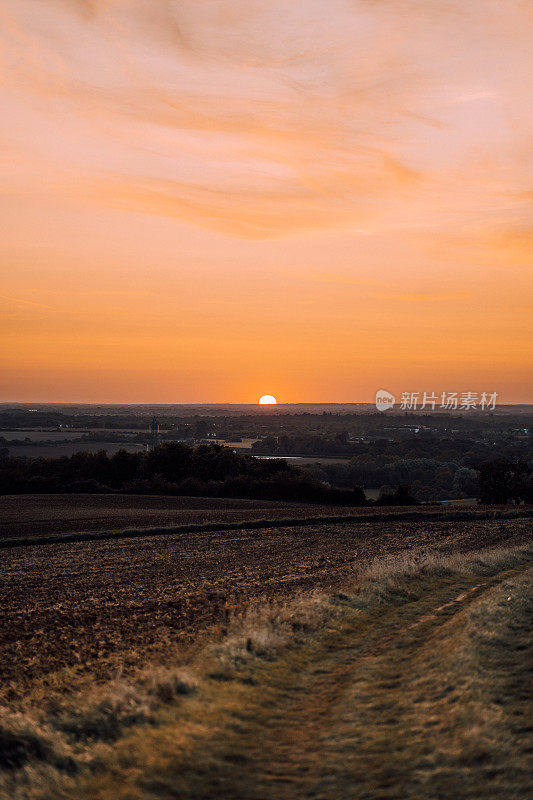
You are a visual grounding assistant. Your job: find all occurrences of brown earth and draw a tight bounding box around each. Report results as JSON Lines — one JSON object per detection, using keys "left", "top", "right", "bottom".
{"left": 0, "top": 495, "right": 530, "bottom": 705}
{"left": 0, "top": 493, "right": 519, "bottom": 542}
{"left": 0, "top": 493, "right": 356, "bottom": 541}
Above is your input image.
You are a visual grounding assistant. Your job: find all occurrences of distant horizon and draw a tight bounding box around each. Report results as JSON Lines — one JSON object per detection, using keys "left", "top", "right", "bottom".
{"left": 2, "top": 400, "right": 532, "bottom": 410}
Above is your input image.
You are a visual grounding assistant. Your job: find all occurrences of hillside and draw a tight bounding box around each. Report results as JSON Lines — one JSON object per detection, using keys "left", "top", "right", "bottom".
{"left": 0, "top": 544, "right": 531, "bottom": 799}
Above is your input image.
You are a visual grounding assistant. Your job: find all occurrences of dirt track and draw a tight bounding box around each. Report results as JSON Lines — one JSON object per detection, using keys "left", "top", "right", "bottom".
{"left": 14, "top": 553, "right": 530, "bottom": 800}
{"left": 138, "top": 560, "right": 531, "bottom": 800}
{"left": 0, "top": 496, "right": 530, "bottom": 703}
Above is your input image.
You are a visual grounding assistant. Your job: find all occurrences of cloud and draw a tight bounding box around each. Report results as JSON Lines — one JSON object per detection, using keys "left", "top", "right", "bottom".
{"left": 1, "top": 0, "right": 531, "bottom": 237}
{"left": 295, "top": 269, "right": 385, "bottom": 287}
{"left": 371, "top": 291, "right": 470, "bottom": 302}
{"left": 0, "top": 294, "right": 61, "bottom": 311}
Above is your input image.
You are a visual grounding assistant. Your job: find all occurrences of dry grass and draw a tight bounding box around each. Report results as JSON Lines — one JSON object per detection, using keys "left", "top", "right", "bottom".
{"left": 321, "top": 562, "right": 532, "bottom": 799}
{"left": 0, "top": 544, "right": 531, "bottom": 799}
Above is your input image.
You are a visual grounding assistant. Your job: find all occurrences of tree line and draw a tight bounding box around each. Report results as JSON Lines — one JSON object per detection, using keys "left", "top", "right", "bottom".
{"left": 0, "top": 444, "right": 529, "bottom": 505}
{"left": 0, "top": 443, "right": 370, "bottom": 505}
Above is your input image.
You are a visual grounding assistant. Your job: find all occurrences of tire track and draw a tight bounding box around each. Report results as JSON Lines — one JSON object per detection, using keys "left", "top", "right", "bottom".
{"left": 227, "top": 564, "right": 530, "bottom": 799}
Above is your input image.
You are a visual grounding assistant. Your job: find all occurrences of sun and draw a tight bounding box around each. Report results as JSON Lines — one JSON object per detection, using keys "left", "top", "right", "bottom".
{"left": 258, "top": 395, "right": 277, "bottom": 405}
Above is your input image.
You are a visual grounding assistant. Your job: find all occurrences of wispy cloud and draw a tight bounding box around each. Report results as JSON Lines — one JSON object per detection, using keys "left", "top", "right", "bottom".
{"left": 0, "top": 294, "right": 61, "bottom": 311}
{"left": 371, "top": 291, "right": 470, "bottom": 302}
{"left": 0, "top": 1, "right": 531, "bottom": 401}
{"left": 1, "top": 1, "right": 531, "bottom": 237}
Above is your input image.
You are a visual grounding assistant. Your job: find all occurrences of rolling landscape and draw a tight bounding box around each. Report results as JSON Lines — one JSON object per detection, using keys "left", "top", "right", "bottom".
{"left": 0, "top": 426, "right": 532, "bottom": 799}
{"left": 1, "top": 0, "right": 532, "bottom": 797}
{"left": 0, "top": 488, "right": 531, "bottom": 799}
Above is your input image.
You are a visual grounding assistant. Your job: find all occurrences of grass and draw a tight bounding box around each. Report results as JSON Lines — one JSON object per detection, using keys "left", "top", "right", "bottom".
{"left": 0, "top": 544, "right": 531, "bottom": 799}
{"left": 318, "top": 565, "right": 532, "bottom": 799}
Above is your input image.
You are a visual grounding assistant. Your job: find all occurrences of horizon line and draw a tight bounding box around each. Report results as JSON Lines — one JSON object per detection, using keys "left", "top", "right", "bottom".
{"left": 1, "top": 401, "right": 532, "bottom": 408}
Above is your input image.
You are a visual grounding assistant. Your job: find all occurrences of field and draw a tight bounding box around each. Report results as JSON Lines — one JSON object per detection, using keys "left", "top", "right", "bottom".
{"left": 0, "top": 495, "right": 530, "bottom": 701}
{"left": 0, "top": 494, "right": 531, "bottom": 799}
{"left": 0, "top": 494, "right": 347, "bottom": 541}
{"left": 0, "top": 493, "right": 515, "bottom": 542}
{"left": 1, "top": 442, "right": 145, "bottom": 459}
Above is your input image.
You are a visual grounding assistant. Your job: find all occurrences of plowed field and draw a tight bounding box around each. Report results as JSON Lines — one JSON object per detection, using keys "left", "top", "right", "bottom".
{"left": 0, "top": 495, "right": 530, "bottom": 704}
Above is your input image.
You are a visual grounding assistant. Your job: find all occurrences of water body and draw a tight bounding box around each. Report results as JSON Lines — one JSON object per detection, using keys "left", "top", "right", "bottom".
{"left": 255, "top": 455, "right": 352, "bottom": 465}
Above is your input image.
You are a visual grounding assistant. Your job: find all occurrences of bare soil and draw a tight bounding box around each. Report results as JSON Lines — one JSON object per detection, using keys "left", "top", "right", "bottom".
{"left": 0, "top": 495, "right": 530, "bottom": 704}
{"left": 0, "top": 494, "right": 355, "bottom": 541}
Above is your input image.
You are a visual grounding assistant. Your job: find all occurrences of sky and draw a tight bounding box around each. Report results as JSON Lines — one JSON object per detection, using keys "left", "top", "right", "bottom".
{"left": 0, "top": 0, "right": 532, "bottom": 403}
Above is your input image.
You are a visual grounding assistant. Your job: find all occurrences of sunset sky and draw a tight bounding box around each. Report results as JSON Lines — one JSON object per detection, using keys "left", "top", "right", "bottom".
{"left": 1, "top": 0, "right": 532, "bottom": 403}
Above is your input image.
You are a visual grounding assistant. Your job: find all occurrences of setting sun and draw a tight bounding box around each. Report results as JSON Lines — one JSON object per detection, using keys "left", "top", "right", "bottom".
{"left": 0, "top": 1, "right": 531, "bottom": 403}
{"left": 259, "top": 395, "right": 277, "bottom": 405}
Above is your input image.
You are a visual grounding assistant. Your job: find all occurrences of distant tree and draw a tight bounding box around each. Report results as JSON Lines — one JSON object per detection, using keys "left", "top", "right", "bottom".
{"left": 523, "top": 472, "right": 533, "bottom": 504}
{"left": 335, "top": 430, "right": 349, "bottom": 444}
{"left": 352, "top": 485, "right": 367, "bottom": 505}
{"left": 252, "top": 436, "right": 278, "bottom": 454}
{"left": 194, "top": 419, "right": 209, "bottom": 439}
{"left": 477, "top": 459, "right": 531, "bottom": 504}
{"left": 452, "top": 466, "right": 478, "bottom": 498}
{"left": 111, "top": 449, "right": 141, "bottom": 484}
{"left": 376, "top": 484, "right": 418, "bottom": 506}
{"left": 145, "top": 442, "right": 191, "bottom": 483}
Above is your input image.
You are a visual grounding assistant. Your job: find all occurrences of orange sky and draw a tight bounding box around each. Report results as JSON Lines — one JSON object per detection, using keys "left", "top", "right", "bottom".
{"left": 1, "top": 0, "right": 532, "bottom": 403}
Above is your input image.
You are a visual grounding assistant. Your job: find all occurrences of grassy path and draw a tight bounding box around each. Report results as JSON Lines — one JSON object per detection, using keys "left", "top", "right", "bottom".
{"left": 48, "top": 549, "right": 529, "bottom": 800}
{"left": 1, "top": 547, "right": 531, "bottom": 800}
{"left": 224, "top": 565, "right": 532, "bottom": 800}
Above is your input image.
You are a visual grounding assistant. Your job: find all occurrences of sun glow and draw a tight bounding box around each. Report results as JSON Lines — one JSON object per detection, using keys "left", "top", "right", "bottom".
{"left": 258, "top": 395, "right": 277, "bottom": 405}
{"left": 0, "top": 2, "right": 531, "bottom": 403}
